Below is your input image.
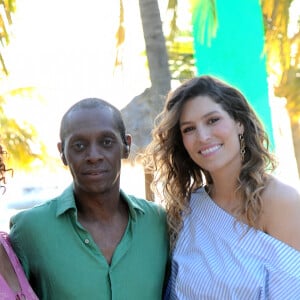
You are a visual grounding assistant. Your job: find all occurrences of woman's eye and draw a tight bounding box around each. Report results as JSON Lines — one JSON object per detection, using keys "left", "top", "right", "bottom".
{"left": 182, "top": 126, "right": 194, "bottom": 134}
{"left": 208, "top": 117, "right": 219, "bottom": 125}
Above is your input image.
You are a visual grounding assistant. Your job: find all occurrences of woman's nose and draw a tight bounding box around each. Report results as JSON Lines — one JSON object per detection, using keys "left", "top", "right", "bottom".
{"left": 196, "top": 126, "right": 210, "bottom": 142}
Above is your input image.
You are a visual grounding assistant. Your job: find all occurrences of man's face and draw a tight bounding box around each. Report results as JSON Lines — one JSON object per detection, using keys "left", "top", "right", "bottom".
{"left": 59, "top": 107, "right": 127, "bottom": 196}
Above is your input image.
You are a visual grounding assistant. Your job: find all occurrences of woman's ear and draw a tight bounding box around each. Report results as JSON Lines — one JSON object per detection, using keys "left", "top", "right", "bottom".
{"left": 237, "top": 122, "right": 244, "bottom": 135}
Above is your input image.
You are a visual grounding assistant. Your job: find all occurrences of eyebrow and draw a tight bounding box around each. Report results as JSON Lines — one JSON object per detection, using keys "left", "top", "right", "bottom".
{"left": 180, "top": 110, "right": 219, "bottom": 127}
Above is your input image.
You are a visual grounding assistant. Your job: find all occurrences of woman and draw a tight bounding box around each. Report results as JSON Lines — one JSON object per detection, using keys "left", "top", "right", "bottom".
{"left": 0, "top": 144, "right": 38, "bottom": 299}
{"left": 145, "top": 75, "right": 300, "bottom": 299}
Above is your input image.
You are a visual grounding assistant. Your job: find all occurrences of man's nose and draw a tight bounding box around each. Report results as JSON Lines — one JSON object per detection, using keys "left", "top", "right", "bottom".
{"left": 86, "top": 145, "right": 104, "bottom": 162}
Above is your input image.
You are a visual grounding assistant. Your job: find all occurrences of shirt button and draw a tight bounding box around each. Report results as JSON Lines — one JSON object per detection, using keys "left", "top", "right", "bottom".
{"left": 84, "top": 239, "right": 90, "bottom": 244}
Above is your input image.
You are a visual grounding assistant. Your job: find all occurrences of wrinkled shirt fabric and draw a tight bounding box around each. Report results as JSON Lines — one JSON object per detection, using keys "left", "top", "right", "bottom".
{"left": 166, "top": 187, "right": 300, "bottom": 299}
{"left": 10, "top": 185, "right": 168, "bottom": 300}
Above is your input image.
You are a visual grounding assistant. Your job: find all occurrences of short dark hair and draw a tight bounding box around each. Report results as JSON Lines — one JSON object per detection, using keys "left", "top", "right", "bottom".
{"left": 59, "top": 98, "right": 127, "bottom": 147}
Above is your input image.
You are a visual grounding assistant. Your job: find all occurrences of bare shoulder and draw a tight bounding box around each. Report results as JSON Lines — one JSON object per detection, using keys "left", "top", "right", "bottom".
{"left": 264, "top": 176, "right": 299, "bottom": 202}
{"left": 261, "top": 176, "right": 300, "bottom": 251}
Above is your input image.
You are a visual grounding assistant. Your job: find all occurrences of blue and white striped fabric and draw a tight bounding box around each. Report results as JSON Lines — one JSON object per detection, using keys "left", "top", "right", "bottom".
{"left": 166, "top": 187, "right": 300, "bottom": 300}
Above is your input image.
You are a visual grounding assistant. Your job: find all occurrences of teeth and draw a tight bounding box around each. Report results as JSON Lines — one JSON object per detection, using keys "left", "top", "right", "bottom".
{"left": 201, "top": 145, "right": 221, "bottom": 155}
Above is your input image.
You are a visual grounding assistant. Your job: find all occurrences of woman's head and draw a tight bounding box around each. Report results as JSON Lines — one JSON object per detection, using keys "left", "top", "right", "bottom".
{"left": 165, "top": 75, "right": 271, "bottom": 172}
{"left": 179, "top": 94, "right": 244, "bottom": 177}
{"left": 146, "top": 75, "right": 276, "bottom": 248}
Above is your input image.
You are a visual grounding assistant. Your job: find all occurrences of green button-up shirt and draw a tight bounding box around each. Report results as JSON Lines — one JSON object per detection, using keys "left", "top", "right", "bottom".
{"left": 9, "top": 185, "right": 169, "bottom": 300}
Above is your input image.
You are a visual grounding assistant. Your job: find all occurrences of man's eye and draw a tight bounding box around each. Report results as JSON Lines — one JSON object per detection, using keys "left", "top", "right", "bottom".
{"left": 73, "top": 142, "right": 85, "bottom": 151}
{"left": 103, "top": 138, "right": 113, "bottom": 146}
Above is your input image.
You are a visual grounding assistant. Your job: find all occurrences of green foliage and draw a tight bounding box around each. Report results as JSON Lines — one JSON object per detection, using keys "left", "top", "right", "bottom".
{"left": 167, "top": 37, "right": 197, "bottom": 82}
{"left": 166, "top": 0, "right": 179, "bottom": 41}
{"left": 262, "top": 0, "right": 300, "bottom": 173}
{"left": 165, "top": 0, "right": 197, "bottom": 82}
{"left": 262, "top": 0, "right": 294, "bottom": 81}
{"left": 261, "top": 0, "right": 300, "bottom": 124}
{"left": 0, "top": 89, "right": 48, "bottom": 170}
{"left": 190, "top": 0, "right": 217, "bottom": 46}
{"left": 114, "top": 0, "right": 125, "bottom": 69}
{"left": 0, "top": 0, "right": 16, "bottom": 75}
{"left": 0, "top": 1, "right": 50, "bottom": 171}
{"left": 115, "top": 0, "right": 197, "bottom": 82}
{"left": 275, "top": 67, "right": 300, "bottom": 122}
{"left": 1, "top": 117, "right": 46, "bottom": 169}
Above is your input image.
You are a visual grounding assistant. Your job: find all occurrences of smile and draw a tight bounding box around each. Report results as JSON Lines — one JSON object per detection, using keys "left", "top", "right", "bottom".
{"left": 200, "top": 145, "right": 222, "bottom": 156}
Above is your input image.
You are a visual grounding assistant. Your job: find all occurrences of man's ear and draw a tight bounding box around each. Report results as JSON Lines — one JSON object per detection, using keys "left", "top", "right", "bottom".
{"left": 123, "top": 134, "right": 132, "bottom": 159}
{"left": 57, "top": 142, "right": 68, "bottom": 166}
{"left": 124, "top": 145, "right": 130, "bottom": 158}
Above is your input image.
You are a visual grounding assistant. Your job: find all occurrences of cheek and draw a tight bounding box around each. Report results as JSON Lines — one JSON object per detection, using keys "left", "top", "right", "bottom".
{"left": 182, "top": 135, "right": 194, "bottom": 152}
{"left": 65, "top": 157, "right": 80, "bottom": 173}
{"left": 216, "top": 124, "right": 234, "bottom": 140}
{"left": 67, "top": 162, "right": 77, "bottom": 174}
{"left": 224, "top": 129, "right": 241, "bottom": 152}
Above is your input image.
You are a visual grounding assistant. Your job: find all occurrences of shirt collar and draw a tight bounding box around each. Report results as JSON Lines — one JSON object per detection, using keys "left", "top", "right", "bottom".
{"left": 55, "top": 184, "right": 77, "bottom": 217}
{"left": 56, "top": 184, "right": 145, "bottom": 220}
{"left": 120, "top": 189, "right": 145, "bottom": 221}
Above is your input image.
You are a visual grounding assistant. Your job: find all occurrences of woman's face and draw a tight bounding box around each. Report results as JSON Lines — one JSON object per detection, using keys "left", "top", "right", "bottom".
{"left": 179, "top": 95, "right": 244, "bottom": 175}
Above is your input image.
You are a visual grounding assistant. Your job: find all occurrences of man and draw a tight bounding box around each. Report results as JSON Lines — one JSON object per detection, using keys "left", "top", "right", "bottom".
{"left": 9, "top": 98, "right": 169, "bottom": 300}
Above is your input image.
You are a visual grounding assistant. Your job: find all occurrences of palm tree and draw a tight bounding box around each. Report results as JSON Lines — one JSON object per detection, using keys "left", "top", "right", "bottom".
{"left": 0, "top": 87, "right": 49, "bottom": 169}
{"left": 262, "top": 0, "right": 300, "bottom": 175}
{"left": 119, "top": 0, "right": 171, "bottom": 199}
{"left": 169, "top": 0, "right": 299, "bottom": 176}
{"left": 0, "top": 0, "right": 16, "bottom": 76}
{"left": 118, "top": 0, "right": 300, "bottom": 197}
{"left": 0, "top": 0, "right": 48, "bottom": 170}
{"left": 190, "top": 0, "right": 300, "bottom": 175}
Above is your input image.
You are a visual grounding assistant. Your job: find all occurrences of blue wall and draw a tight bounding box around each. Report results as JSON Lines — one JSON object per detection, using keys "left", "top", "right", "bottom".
{"left": 192, "top": 0, "right": 274, "bottom": 146}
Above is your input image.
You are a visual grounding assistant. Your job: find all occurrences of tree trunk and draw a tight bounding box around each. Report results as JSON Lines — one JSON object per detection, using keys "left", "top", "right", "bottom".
{"left": 138, "top": 0, "right": 171, "bottom": 200}
{"left": 139, "top": 0, "right": 171, "bottom": 96}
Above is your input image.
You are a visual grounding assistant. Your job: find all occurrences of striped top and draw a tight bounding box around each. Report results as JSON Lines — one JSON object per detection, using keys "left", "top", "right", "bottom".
{"left": 166, "top": 187, "right": 300, "bottom": 299}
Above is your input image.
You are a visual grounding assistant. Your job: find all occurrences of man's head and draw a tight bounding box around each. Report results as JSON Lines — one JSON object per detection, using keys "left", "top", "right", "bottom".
{"left": 59, "top": 98, "right": 129, "bottom": 150}
{"left": 57, "top": 98, "right": 131, "bottom": 195}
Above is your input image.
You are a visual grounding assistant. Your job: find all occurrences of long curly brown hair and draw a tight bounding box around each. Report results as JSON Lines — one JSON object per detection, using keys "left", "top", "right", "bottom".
{"left": 0, "top": 144, "right": 13, "bottom": 193}
{"left": 144, "top": 75, "right": 276, "bottom": 250}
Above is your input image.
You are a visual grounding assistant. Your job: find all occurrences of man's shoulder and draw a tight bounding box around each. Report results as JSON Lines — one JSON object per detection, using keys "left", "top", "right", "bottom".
{"left": 11, "top": 185, "right": 74, "bottom": 224}
{"left": 11, "top": 198, "right": 58, "bottom": 224}
{"left": 126, "top": 193, "right": 166, "bottom": 217}
{"left": 126, "top": 194, "right": 168, "bottom": 245}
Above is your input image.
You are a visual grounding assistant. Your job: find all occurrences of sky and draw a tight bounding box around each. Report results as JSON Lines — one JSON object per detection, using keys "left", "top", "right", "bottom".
{"left": 1, "top": 1, "right": 300, "bottom": 229}
{"left": 1, "top": 0, "right": 159, "bottom": 209}
{"left": 3, "top": 0, "right": 152, "bottom": 156}
{"left": 1, "top": 0, "right": 300, "bottom": 188}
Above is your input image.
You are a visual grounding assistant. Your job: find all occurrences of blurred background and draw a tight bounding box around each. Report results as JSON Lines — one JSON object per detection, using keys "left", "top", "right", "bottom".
{"left": 0, "top": 0, "right": 300, "bottom": 230}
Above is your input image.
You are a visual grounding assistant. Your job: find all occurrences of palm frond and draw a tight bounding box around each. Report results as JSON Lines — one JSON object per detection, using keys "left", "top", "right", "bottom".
{"left": 191, "top": 0, "right": 218, "bottom": 46}
{"left": 114, "top": 0, "right": 125, "bottom": 69}
{"left": 0, "top": 0, "right": 16, "bottom": 75}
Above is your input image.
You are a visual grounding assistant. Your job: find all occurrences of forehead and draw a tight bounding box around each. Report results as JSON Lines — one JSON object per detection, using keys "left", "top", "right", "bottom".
{"left": 180, "top": 95, "right": 223, "bottom": 118}
{"left": 64, "top": 107, "right": 119, "bottom": 138}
